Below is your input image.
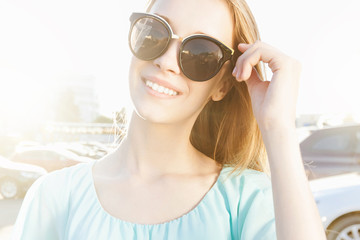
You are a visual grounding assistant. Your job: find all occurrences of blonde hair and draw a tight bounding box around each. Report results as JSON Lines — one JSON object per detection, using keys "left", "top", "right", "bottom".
{"left": 146, "top": 0, "right": 269, "bottom": 175}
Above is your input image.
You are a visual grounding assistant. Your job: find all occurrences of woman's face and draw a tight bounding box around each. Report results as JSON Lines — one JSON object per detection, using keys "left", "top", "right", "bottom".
{"left": 128, "top": 0, "right": 234, "bottom": 125}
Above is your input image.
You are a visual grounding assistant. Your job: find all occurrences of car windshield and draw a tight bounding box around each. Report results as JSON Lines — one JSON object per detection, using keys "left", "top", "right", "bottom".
{"left": 0, "top": 156, "right": 14, "bottom": 168}
{"left": 13, "top": 147, "right": 82, "bottom": 161}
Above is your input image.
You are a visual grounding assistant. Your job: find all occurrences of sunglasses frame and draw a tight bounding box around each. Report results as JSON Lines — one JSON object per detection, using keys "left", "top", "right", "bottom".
{"left": 129, "top": 12, "right": 235, "bottom": 81}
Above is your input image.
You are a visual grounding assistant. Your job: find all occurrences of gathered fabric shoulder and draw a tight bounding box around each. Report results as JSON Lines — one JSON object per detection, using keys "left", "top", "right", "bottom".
{"left": 13, "top": 162, "right": 276, "bottom": 240}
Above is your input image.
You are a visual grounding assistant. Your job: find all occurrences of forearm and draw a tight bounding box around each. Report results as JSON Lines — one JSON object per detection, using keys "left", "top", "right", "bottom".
{"left": 260, "top": 125, "right": 326, "bottom": 240}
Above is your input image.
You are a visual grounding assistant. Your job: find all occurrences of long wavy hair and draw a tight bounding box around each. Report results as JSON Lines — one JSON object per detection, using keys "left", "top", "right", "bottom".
{"left": 145, "top": 0, "right": 269, "bottom": 175}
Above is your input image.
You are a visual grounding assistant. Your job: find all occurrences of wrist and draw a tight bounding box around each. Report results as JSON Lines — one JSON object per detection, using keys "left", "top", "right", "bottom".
{"left": 259, "top": 122, "right": 298, "bottom": 148}
{"left": 258, "top": 119, "right": 296, "bottom": 133}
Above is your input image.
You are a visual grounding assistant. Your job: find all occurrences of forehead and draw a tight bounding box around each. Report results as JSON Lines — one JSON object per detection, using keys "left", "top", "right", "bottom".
{"left": 149, "top": 0, "right": 234, "bottom": 46}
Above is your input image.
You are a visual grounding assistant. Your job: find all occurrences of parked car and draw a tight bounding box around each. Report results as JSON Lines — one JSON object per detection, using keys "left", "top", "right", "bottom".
{"left": 79, "top": 141, "right": 111, "bottom": 159}
{"left": 0, "top": 155, "right": 47, "bottom": 199}
{"left": 300, "top": 124, "right": 360, "bottom": 179}
{"left": 10, "top": 146, "right": 93, "bottom": 172}
{"left": 310, "top": 172, "right": 360, "bottom": 240}
{"left": 53, "top": 141, "right": 110, "bottom": 160}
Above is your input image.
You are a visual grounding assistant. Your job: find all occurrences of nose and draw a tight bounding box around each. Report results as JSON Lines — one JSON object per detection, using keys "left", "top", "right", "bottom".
{"left": 153, "top": 40, "right": 181, "bottom": 76}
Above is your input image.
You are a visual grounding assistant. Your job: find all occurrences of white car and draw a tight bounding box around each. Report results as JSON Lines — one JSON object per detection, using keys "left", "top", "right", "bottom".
{"left": 0, "top": 155, "right": 47, "bottom": 199}
{"left": 310, "top": 172, "right": 360, "bottom": 240}
{"left": 10, "top": 145, "right": 93, "bottom": 172}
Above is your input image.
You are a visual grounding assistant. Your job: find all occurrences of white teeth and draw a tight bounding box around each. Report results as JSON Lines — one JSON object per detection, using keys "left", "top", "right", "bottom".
{"left": 158, "top": 86, "right": 165, "bottom": 93}
{"left": 145, "top": 80, "right": 178, "bottom": 96}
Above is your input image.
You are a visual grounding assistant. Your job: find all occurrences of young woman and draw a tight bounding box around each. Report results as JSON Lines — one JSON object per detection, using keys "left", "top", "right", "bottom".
{"left": 13, "top": 0, "right": 326, "bottom": 239}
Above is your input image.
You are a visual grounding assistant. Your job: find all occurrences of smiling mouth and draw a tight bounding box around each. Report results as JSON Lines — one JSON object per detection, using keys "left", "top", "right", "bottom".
{"left": 145, "top": 80, "right": 179, "bottom": 96}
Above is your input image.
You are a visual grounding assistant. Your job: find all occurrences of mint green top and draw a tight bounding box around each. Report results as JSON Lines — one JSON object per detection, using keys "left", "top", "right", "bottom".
{"left": 13, "top": 162, "right": 276, "bottom": 239}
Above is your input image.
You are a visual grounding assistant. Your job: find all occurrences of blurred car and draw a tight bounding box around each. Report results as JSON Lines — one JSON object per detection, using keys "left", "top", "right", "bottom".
{"left": 300, "top": 124, "right": 360, "bottom": 179}
{"left": 79, "top": 141, "right": 111, "bottom": 159}
{"left": 10, "top": 146, "right": 93, "bottom": 172}
{"left": 310, "top": 172, "right": 360, "bottom": 240}
{"left": 0, "top": 155, "right": 47, "bottom": 199}
{"left": 53, "top": 141, "right": 110, "bottom": 160}
{"left": 296, "top": 125, "right": 319, "bottom": 143}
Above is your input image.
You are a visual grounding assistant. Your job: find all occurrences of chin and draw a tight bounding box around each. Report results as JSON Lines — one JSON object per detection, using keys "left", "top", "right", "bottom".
{"left": 132, "top": 103, "right": 179, "bottom": 124}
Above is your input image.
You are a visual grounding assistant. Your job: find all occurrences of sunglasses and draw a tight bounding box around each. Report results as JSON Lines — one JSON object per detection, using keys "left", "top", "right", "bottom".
{"left": 128, "top": 12, "right": 235, "bottom": 82}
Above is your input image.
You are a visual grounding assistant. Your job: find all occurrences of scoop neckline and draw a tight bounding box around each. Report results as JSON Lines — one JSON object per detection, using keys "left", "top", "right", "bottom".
{"left": 88, "top": 161, "right": 225, "bottom": 227}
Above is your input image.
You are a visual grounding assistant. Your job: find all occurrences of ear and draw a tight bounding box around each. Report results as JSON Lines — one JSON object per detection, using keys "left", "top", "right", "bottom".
{"left": 211, "top": 78, "right": 232, "bottom": 101}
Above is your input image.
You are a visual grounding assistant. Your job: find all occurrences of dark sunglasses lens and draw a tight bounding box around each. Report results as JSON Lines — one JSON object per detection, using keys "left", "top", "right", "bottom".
{"left": 180, "top": 38, "right": 224, "bottom": 81}
{"left": 130, "top": 17, "right": 170, "bottom": 60}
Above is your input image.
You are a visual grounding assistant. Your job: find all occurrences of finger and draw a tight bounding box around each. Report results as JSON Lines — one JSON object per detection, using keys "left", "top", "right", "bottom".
{"left": 245, "top": 68, "right": 270, "bottom": 99}
{"left": 232, "top": 43, "right": 258, "bottom": 81}
{"left": 238, "top": 43, "right": 282, "bottom": 81}
{"left": 237, "top": 42, "right": 253, "bottom": 52}
{"left": 233, "top": 42, "right": 272, "bottom": 81}
{"left": 244, "top": 67, "right": 262, "bottom": 90}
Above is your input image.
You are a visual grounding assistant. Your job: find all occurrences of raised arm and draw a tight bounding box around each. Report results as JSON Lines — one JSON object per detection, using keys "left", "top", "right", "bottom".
{"left": 232, "top": 41, "right": 326, "bottom": 240}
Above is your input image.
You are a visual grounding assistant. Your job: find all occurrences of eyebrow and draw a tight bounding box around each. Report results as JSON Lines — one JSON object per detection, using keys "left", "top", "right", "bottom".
{"left": 153, "top": 12, "right": 206, "bottom": 35}
{"left": 154, "top": 13, "right": 171, "bottom": 24}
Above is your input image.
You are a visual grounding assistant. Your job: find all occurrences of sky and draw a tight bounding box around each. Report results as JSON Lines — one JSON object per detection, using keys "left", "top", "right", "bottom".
{"left": 0, "top": 0, "right": 359, "bottom": 119}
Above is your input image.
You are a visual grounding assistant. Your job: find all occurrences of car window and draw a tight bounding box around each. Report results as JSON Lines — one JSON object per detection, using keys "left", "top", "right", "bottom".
{"left": 355, "top": 131, "right": 360, "bottom": 154}
{"left": 17, "top": 150, "right": 45, "bottom": 161}
{"left": 311, "top": 132, "right": 353, "bottom": 154}
{"left": 43, "top": 151, "right": 61, "bottom": 160}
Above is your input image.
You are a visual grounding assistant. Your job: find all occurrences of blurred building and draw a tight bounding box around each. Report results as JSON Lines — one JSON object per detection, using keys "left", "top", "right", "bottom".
{"left": 43, "top": 122, "right": 125, "bottom": 144}
{"left": 55, "top": 75, "right": 100, "bottom": 123}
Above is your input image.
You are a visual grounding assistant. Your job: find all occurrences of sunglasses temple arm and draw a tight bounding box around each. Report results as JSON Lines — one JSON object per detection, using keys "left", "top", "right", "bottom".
{"left": 230, "top": 49, "right": 244, "bottom": 68}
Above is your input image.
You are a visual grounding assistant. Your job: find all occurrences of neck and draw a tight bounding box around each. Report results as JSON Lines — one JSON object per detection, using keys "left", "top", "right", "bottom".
{"left": 114, "top": 111, "right": 210, "bottom": 177}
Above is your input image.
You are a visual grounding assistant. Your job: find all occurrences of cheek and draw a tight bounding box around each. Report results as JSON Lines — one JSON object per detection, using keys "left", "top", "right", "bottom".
{"left": 128, "top": 57, "right": 140, "bottom": 81}
{"left": 128, "top": 57, "right": 146, "bottom": 91}
{"left": 128, "top": 58, "right": 147, "bottom": 111}
{"left": 187, "top": 80, "right": 218, "bottom": 107}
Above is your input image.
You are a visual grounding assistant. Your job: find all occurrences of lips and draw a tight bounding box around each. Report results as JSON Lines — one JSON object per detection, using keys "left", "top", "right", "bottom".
{"left": 141, "top": 76, "right": 182, "bottom": 96}
{"left": 145, "top": 80, "right": 178, "bottom": 96}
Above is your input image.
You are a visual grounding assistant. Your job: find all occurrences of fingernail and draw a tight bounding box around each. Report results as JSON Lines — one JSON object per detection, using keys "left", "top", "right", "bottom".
{"left": 236, "top": 71, "right": 241, "bottom": 80}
